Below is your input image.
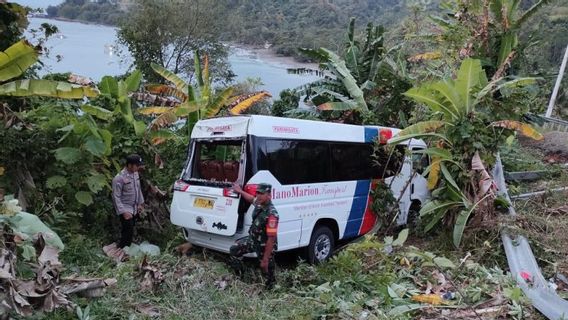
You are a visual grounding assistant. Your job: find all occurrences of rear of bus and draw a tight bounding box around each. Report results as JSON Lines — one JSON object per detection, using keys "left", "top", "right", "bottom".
{"left": 170, "top": 117, "right": 252, "bottom": 252}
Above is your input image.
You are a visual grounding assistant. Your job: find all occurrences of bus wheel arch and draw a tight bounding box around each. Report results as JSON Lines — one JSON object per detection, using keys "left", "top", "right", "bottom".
{"left": 407, "top": 200, "right": 422, "bottom": 228}
{"left": 305, "top": 219, "right": 338, "bottom": 264}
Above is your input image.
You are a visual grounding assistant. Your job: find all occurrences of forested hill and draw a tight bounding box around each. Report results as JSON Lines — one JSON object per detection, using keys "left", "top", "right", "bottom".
{"left": 44, "top": 0, "right": 568, "bottom": 67}
{"left": 45, "top": 0, "right": 417, "bottom": 57}
{"left": 221, "top": 0, "right": 416, "bottom": 58}
{"left": 45, "top": 0, "right": 125, "bottom": 25}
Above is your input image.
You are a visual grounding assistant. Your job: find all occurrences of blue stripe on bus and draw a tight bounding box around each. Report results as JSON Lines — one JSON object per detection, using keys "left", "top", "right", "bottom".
{"left": 343, "top": 180, "right": 371, "bottom": 238}
{"left": 364, "top": 127, "right": 379, "bottom": 143}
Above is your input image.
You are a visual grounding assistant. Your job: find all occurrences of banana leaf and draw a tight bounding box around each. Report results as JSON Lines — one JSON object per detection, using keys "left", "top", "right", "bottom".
{"left": 396, "top": 120, "right": 447, "bottom": 137}
{"left": 455, "top": 58, "right": 487, "bottom": 114}
{"left": 125, "top": 70, "right": 142, "bottom": 92}
{"left": 453, "top": 194, "right": 492, "bottom": 248}
{"left": 427, "top": 158, "right": 441, "bottom": 190}
{"left": 496, "top": 32, "right": 516, "bottom": 68}
{"left": 150, "top": 129, "right": 178, "bottom": 145}
{"left": 476, "top": 77, "right": 537, "bottom": 103}
{"left": 298, "top": 47, "right": 330, "bottom": 64}
{"left": 345, "top": 19, "right": 361, "bottom": 80}
{"left": 204, "top": 87, "right": 234, "bottom": 118}
{"left": 145, "top": 84, "right": 187, "bottom": 102}
{"left": 229, "top": 91, "right": 271, "bottom": 115}
{"left": 424, "top": 209, "right": 446, "bottom": 232}
{"left": 150, "top": 62, "right": 189, "bottom": 93}
{"left": 202, "top": 55, "right": 210, "bottom": 103}
{"left": 388, "top": 132, "right": 451, "bottom": 145}
{"left": 0, "top": 40, "right": 39, "bottom": 82}
{"left": 515, "top": 0, "right": 552, "bottom": 28}
{"left": 404, "top": 86, "right": 460, "bottom": 120}
{"left": 419, "top": 199, "right": 463, "bottom": 217}
{"left": 81, "top": 105, "right": 112, "bottom": 121}
{"left": 0, "top": 79, "right": 98, "bottom": 98}
{"left": 317, "top": 101, "right": 358, "bottom": 111}
{"left": 194, "top": 51, "right": 204, "bottom": 87}
{"left": 99, "top": 76, "right": 118, "bottom": 98}
{"left": 491, "top": 120, "right": 543, "bottom": 140}
{"left": 138, "top": 106, "right": 173, "bottom": 115}
{"left": 322, "top": 48, "right": 368, "bottom": 111}
{"left": 150, "top": 110, "right": 178, "bottom": 130}
{"left": 440, "top": 162, "right": 460, "bottom": 191}
{"left": 133, "top": 120, "right": 146, "bottom": 136}
{"left": 431, "top": 80, "right": 462, "bottom": 118}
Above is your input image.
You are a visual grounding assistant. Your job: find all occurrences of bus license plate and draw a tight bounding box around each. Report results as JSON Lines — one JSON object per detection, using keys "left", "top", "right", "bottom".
{"left": 193, "top": 198, "right": 214, "bottom": 209}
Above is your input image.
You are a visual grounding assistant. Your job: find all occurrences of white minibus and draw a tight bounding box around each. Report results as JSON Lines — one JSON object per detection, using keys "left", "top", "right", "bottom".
{"left": 170, "top": 115, "right": 429, "bottom": 263}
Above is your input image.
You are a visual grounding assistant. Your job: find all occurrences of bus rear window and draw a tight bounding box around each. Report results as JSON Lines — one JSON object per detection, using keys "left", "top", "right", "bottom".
{"left": 184, "top": 140, "right": 243, "bottom": 183}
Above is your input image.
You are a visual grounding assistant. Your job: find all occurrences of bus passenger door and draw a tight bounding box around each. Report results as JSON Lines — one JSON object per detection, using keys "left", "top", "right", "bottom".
{"left": 390, "top": 156, "right": 413, "bottom": 226}
{"left": 410, "top": 147, "right": 430, "bottom": 205}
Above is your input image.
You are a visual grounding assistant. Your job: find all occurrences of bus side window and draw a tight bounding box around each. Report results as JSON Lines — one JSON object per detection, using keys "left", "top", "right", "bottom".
{"left": 265, "top": 139, "right": 330, "bottom": 185}
{"left": 411, "top": 149, "right": 429, "bottom": 175}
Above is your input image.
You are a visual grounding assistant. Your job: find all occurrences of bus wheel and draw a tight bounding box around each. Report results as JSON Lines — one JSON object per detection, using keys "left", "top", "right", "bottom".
{"left": 407, "top": 201, "right": 422, "bottom": 230}
{"left": 307, "top": 225, "right": 334, "bottom": 264}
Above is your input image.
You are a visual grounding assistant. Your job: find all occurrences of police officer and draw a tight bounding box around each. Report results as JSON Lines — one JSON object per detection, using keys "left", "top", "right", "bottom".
{"left": 112, "top": 154, "right": 145, "bottom": 248}
{"left": 230, "top": 183, "right": 279, "bottom": 288}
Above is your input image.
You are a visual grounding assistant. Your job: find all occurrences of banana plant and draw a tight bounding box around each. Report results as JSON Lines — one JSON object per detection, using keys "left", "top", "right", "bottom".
{"left": 136, "top": 51, "right": 271, "bottom": 145}
{"left": 390, "top": 58, "right": 543, "bottom": 247}
{"left": 0, "top": 40, "right": 98, "bottom": 98}
{"left": 428, "top": 0, "right": 552, "bottom": 76}
{"left": 97, "top": 70, "right": 145, "bottom": 136}
{"left": 288, "top": 18, "right": 410, "bottom": 121}
{"left": 51, "top": 71, "right": 144, "bottom": 207}
{"left": 488, "top": 0, "right": 552, "bottom": 73}
{"left": 0, "top": 40, "right": 99, "bottom": 209}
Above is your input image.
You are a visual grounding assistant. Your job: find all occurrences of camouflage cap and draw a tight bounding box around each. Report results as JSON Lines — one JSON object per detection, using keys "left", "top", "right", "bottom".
{"left": 256, "top": 183, "right": 272, "bottom": 194}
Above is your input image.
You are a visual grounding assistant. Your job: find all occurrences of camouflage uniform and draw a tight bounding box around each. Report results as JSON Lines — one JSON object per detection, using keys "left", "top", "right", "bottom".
{"left": 230, "top": 184, "right": 279, "bottom": 288}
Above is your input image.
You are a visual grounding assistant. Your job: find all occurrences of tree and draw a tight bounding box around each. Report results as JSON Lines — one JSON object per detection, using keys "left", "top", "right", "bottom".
{"left": 45, "top": 6, "right": 58, "bottom": 17}
{"left": 117, "top": 0, "right": 233, "bottom": 84}
{"left": 0, "top": 2, "right": 29, "bottom": 51}
{"left": 272, "top": 89, "right": 300, "bottom": 117}
{"left": 390, "top": 58, "right": 542, "bottom": 248}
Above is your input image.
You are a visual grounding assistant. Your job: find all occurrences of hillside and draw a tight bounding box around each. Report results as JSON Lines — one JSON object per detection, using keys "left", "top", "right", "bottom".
{"left": 45, "top": 0, "right": 420, "bottom": 58}
{"left": 42, "top": 0, "right": 568, "bottom": 69}
{"left": 221, "top": 0, "right": 420, "bottom": 60}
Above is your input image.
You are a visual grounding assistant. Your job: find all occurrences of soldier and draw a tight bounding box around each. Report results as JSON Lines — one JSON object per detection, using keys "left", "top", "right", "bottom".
{"left": 230, "top": 183, "right": 279, "bottom": 289}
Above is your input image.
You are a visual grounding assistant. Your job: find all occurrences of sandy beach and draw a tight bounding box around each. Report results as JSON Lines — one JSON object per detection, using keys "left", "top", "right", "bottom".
{"left": 229, "top": 44, "right": 319, "bottom": 70}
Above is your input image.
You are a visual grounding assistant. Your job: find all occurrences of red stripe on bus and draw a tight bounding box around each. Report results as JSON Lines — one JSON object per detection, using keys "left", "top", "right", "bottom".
{"left": 359, "top": 180, "right": 379, "bottom": 235}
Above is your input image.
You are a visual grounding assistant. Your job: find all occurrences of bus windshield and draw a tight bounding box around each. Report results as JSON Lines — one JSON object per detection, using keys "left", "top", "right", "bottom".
{"left": 183, "top": 139, "right": 243, "bottom": 183}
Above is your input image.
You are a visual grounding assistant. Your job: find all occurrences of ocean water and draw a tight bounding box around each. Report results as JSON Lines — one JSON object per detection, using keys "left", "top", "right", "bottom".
{"left": 26, "top": 18, "right": 319, "bottom": 96}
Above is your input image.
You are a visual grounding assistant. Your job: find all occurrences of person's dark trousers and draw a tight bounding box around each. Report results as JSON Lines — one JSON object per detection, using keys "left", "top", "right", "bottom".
{"left": 119, "top": 214, "right": 136, "bottom": 248}
{"left": 229, "top": 238, "right": 276, "bottom": 289}
{"left": 260, "top": 252, "right": 276, "bottom": 289}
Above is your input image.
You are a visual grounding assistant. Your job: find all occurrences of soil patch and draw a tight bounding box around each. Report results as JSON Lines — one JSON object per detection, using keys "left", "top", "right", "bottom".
{"left": 520, "top": 131, "right": 568, "bottom": 164}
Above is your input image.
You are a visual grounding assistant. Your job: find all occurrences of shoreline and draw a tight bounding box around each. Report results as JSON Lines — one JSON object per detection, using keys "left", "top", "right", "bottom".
{"left": 32, "top": 17, "right": 318, "bottom": 70}
{"left": 29, "top": 15, "right": 116, "bottom": 28}
{"left": 229, "top": 43, "right": 319, "bottom": 70}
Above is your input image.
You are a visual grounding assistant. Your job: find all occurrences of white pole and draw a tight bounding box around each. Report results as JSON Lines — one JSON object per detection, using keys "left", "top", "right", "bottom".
{"left": 546, "top": 44, "right": 568, "bottom": 118}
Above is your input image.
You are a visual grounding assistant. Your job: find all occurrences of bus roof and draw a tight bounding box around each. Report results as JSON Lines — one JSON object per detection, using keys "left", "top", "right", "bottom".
{"left": 191, "top": 115, "right": 422, "bottom": 146}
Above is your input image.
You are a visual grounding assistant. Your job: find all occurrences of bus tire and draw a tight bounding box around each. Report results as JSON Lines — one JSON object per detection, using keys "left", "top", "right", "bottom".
{"left": 407, "top": 201, "right": 422, "bottom": 229}
{"left": 306, "top": 225, "right": 335, "bottom": 264}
